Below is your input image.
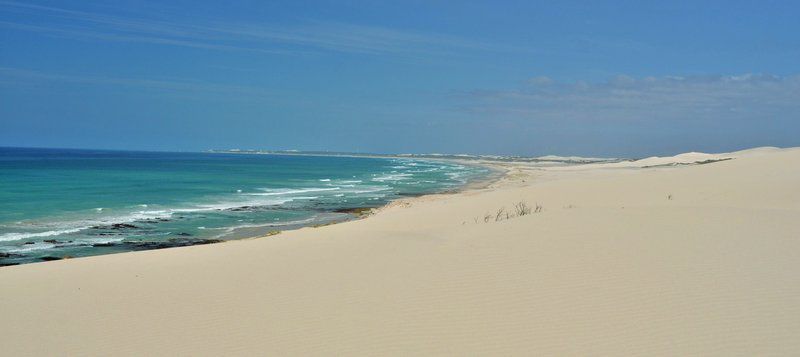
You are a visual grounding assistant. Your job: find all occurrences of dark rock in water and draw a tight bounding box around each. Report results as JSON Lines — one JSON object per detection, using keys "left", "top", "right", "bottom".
{"left": 90, "top": 232, "right": 124, "bottom": 236}
{"left": 24, "top": 241, "right": 35, "bottom": 245}
{"left": 139, "top": 218, "right": 172, "bottom": 224}
{"left": 1, "top": 252, "right": 25, "bottom": 267}
{"left": 396, "top": 192, "right": 426, "bottom": 197}
{"left": 90, "top": 238, "right": 221, "bottom": 251}
{"left": 127, "top": 238, "right": 222, "bottom": 251}
{"left": 43, "top": 239, "right": 62, "bottom": 244}
{"left": 333, "top": 207, "right": 375, "bottom": 218}
{"left": 56, "top": 243, "right": 87, "bottom": 249}
{"left": 39, "top": 256, "right": 63, "bottom": 261}
{"left": 175, "top": 232, "right": 192, "bottom": 236}
{"left": 90, "top": 223, "right": 138, "bottom": 230}
{"left": 226, "top": 205, "right": 278, "bottom": 212}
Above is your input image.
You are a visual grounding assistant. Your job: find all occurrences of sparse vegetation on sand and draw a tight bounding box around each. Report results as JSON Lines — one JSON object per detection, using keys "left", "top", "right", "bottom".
{"left": 473, "top": 201, "right": 542, "bottom": 224}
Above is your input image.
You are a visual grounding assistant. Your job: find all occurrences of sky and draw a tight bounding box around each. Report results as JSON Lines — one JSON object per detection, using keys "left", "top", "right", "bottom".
{"left": 1, "top": 0, "right": 798, "bottom": 157}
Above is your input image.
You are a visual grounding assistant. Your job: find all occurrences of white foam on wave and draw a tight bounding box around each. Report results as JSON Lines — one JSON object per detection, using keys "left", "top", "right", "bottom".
{"left": 0, "top": 207, "right": 179, "bottom": 243}
{"left": 371, "top": 173, "right": 412, "bottom": 182}
{"left": 0, "top": 228, "right": 85, "bottom": 242}
{"left": 445, "top": 171, "right": 468, "bottom": 182}
{"left": 1, "top": 236, "right": 127, "bottom": 253}
{"left": 249, "top": 187, "right": 341, "bottom": 196}
{"left": 3, "top": 242, "right": 57, "bottom": 253}
{"left": 125, "top": 231, "right": 172, "bottom": 238}
{"left": 0, "top": 190, "right": 320, "bottom": 244}
{"left": 190, "top": 198, "right": 294, "bottom": 211}
{"left": 408, "top": 168, "right": 440, "bottom": 173}
{"left": 351, "top": 187, "right": 391, "bottom": 194}
{"left": 83, "top": 237, "right": 125, "bottom": 245}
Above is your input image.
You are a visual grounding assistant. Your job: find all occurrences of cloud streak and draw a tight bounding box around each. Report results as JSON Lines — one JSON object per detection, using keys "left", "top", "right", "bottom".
{"left": 460, "top": 74, "right": 800, "bottom": 122}
{"left": 0, "top": 1, "right": 511, "bottom": 58}
{"left": 0, "top": 67, "right": 276, "bottom": 99}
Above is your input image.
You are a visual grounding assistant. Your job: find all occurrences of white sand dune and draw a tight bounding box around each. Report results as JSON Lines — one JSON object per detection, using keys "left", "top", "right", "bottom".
{"left": 1, "top": 147, "right": 799, "bottom": 355}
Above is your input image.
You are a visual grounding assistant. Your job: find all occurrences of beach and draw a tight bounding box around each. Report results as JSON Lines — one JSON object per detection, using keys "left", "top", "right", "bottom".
{"left": 1, "top": 146, "right": 799, "bottom": 355}
{"left": 0, "top": 149, "right": 490, "bottom": 265}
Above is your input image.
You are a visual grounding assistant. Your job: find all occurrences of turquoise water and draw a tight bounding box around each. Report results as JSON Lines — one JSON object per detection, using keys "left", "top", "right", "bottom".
{"left": 0, "top": 147, "right": 490, "bottom": 266}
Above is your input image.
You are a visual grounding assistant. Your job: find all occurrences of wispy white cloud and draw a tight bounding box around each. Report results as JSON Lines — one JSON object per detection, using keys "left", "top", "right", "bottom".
{"left": 460, "top": 74, "right": 800, "bottom": 122}
{"left": 0, "top": 20, "right": 293, "bottom": 54}
{"left": 0, "top": 1, "right": 512, "bottom": 58}
{"left": 0, "top": 67, "right": 276, "bottom": 99}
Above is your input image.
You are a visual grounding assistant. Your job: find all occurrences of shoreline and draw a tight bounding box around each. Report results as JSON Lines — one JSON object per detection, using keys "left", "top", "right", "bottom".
{"left": 2, "top": 146, "right": 799, "bottom": 355}
{"left": 233, "top": 158, "right": 506, "bottom": 240}
{"left": 0, "top": 157, "right": 500, "bottom": 267}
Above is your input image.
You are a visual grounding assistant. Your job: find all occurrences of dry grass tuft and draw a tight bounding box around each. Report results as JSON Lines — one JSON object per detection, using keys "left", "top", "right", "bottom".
{"left": 474, "top": 201, "right": 542, "bottom": 224}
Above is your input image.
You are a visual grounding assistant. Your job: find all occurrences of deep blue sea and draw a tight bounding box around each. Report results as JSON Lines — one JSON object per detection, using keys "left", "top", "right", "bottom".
{"left": 0, "top": 147, "right": 490, "bottom": 266}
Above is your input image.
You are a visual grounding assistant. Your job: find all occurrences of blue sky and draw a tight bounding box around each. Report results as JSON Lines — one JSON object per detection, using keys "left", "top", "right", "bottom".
{"left": 1, "top": 0, "right": 798, "bottom": 156}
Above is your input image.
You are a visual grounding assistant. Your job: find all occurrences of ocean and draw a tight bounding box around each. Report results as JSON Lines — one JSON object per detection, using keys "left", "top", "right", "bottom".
{"left": 0, "top": 147, "right": 491, "bottom": 266}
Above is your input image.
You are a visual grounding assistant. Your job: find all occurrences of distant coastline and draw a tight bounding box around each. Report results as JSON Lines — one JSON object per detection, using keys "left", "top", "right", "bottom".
{"left": 206, "top": 148, "right": 624, "bottom": 165}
